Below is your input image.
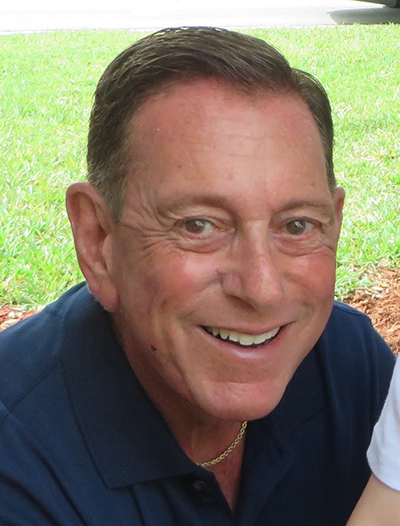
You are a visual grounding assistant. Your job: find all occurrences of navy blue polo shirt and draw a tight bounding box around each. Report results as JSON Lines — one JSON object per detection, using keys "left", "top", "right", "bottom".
{"left": 0, "top": 283, "right": 395, "bottom": 525}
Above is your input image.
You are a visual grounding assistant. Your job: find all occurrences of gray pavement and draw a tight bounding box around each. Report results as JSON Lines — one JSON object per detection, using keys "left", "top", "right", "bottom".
{"left": 1, "top": 0, "right": 400, "bottom": 34}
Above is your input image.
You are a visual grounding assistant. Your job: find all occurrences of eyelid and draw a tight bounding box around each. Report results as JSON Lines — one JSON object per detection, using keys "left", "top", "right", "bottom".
{"left": 182, "top": 217, "right": 214, "bottom": 226}
{"left": 287, "top": 217, "right": 317, "bottom": 226}
{"left": 283, "top": 214, "right": 322, "bottom": 226}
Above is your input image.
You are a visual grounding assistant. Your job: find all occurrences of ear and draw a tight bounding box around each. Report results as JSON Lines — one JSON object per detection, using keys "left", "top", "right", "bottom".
{"left": 333, "top": 186, "right": 345, "bottom": 240}
{"left": 66, "top": 182, "right": 120, "bottom": 311}
{"left": 333, "top": 186, "right": 346, "bottom": 228}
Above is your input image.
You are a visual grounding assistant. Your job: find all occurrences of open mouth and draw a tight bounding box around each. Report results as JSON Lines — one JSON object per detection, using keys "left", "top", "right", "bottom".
{"left": 203, "top": 326, "right": 280, "bottom": 348}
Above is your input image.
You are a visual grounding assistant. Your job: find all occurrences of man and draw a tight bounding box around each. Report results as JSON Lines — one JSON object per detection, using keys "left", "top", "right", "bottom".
{"left": 0, "top": 27, "right": 395, "bottom": 525}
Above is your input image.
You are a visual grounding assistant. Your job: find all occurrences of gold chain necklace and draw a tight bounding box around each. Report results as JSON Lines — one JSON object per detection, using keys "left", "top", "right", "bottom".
{"left": 196, "top": 421, "right": 248, "bottom": 468}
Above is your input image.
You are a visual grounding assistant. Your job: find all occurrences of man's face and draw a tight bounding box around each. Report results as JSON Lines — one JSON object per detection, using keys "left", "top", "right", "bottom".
{"left": 108, "top": 80, "right": 344, "bottom": 422}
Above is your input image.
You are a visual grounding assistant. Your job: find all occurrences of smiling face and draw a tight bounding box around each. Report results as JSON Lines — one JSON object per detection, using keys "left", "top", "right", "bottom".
{"left": 107, "top": 80, "right": 344, "bottom": 423}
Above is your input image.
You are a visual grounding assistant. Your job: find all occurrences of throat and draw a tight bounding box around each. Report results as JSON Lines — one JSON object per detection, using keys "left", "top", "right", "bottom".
{"left": 205, "top": 439, "right": 245, "bottom": 511}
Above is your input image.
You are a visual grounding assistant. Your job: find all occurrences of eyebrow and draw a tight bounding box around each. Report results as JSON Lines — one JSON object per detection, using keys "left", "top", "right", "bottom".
{"left": 278, "top": 199, "right": 335, "bottom": 217}
{"left": 157, "top": 194, "right": 234, "bottom": 213}
{"left": 160, "top": 194, "right": 334, "bottom": 209}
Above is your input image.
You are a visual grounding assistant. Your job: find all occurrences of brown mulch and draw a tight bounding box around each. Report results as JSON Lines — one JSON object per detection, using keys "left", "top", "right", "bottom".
{"left": 0, "top": 305, "right": 38, "bottom": 332}
{"left": 0, "top": 268, "right": 399, "bottom": 355}
{"left": 344, "top": 267, "right": 400, "bottom": 356}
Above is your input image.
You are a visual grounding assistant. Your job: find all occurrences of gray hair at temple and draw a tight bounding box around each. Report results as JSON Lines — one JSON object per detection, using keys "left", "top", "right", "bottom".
{"left": 87, "top": 26, "right": 336, "bottom": 220}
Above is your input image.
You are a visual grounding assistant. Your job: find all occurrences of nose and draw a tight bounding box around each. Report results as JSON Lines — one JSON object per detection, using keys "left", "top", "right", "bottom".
{"left": 220, "top": 234, "right": 285, "bottom": 311}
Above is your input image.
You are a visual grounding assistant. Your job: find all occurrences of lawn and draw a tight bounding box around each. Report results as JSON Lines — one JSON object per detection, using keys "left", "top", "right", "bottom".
{"left": 1, "top": 26, "right": 399, "bottom": 308}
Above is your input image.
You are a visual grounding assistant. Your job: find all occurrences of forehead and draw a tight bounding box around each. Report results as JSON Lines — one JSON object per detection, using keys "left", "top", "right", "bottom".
{"left": 124, "top": 79, "right": 328, "bottom": 204}
{"left": 130, "top": 79, "right": 323, "bottom": 159}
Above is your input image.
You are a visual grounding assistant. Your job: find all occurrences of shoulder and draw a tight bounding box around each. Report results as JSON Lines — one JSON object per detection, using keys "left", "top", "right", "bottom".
{"left": 316, "top": 301, "right": 395, "bottom": 421}
{"left": 322, "top": 301, "right": 394, "bottom": 362}
{"left": 329, "top": 300, "right": 379, "bottom": 328}
{"left": 0, "top": 283, "right": 91, "bottom": 418}
{"left": 0, "top": 284, "right": 125, "bottom": 523}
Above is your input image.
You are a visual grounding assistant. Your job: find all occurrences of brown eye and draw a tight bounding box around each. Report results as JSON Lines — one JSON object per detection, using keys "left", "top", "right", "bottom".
{"left": 184, "top": 219, "right": 209, "bottom": 234}
{"left": 286, "top": 219, "right": 308, "bottom": 235}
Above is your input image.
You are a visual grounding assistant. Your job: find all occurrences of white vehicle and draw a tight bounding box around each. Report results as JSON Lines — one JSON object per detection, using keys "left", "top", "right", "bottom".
{"left": 356, "top": 0, "right": 400, "bottom": 7}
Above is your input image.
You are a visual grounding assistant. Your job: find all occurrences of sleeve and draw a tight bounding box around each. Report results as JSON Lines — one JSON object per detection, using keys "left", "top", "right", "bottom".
{"left": 367, "top": 357, "right": 400, "bottom": 491}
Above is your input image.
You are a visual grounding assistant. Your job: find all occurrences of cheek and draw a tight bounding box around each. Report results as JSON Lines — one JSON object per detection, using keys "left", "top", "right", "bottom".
{"left": 139, "top": 253, "right": 219, "bottom": 312}
{"left": 287, "top": 251, "right": 337, "bottom": 302}
{"left": 166, "top": 255, "right": 218, "bottom": 300}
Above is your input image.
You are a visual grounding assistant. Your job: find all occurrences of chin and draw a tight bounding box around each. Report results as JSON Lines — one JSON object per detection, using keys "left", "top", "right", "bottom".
{"left": 196, "top": 379, "right": 289, "bottom": 423}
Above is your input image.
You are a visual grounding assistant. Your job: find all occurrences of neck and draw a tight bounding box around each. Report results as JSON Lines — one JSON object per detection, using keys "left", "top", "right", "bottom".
{"left": 150, "top": 380, "right": 247, "bottom": 509}
{"left": 141, "top": 372, "right": 247, "bottom": 509}
{"left": 203, "top": 438, "right": 246, "bottom": 510}
{"left": 152, "top": 388, "right": 245, "bottom": 465}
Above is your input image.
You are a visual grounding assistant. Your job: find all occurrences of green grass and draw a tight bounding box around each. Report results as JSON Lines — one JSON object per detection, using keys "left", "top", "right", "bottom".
{"left": 1, "top": 27, "right": 399, "bottom": 307}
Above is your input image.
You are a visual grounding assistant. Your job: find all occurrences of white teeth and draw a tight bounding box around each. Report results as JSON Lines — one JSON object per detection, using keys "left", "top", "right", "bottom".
{"left": 205, "top": 326, "right": 280, "bottom": 346}
{"left": 254, "top": 333, "right": 268, "bottom": 345}
{"left": 228, "top": 331, "right": 240, "bottom": 342}
{"left": 219, "top": 329, "right": 229, "bottom": 340}
{"left": 239, "top": 334, "right": 254, "bottom": 346}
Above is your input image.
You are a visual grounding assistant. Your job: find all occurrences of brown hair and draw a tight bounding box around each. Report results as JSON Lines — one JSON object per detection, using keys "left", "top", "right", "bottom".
{"left": 87, "top": 27, "right": 335, "bottom": 219}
